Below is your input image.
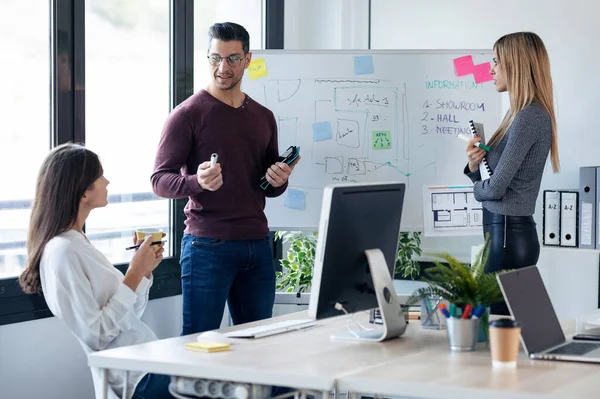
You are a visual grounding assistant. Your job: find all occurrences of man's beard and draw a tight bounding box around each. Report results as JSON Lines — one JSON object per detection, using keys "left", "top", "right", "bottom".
{"left": 215, "top": 74, "right": 242, "bottom": 91}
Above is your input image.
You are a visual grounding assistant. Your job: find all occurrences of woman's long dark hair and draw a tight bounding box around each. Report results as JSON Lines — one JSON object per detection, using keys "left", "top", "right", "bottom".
{"left": 19, "top": 143, "right": 103, "bottom": 294}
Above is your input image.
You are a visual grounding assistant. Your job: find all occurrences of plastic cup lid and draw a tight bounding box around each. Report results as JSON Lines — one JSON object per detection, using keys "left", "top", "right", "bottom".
{"left": 489, "top": 318, "right": 521, "bottom": 328}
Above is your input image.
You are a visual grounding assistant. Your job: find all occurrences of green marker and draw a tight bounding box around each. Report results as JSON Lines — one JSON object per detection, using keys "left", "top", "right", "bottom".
{"left": 449, "top": 303, "right": 457, "bottom": 318}
{"left": 458, "top": 133, "right": 490, "bottom": 152}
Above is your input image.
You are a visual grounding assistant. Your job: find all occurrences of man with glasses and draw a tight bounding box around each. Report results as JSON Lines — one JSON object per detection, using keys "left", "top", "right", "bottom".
{"left": 151, "top": 22, "right": 299, "bottom": 335}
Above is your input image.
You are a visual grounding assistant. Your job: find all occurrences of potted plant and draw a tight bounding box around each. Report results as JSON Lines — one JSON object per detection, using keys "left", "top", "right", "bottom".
{"left": 275, "top": 230, "right": 425, "bottom": 293}
{"left": 407, "top": 235, "right": 506, "bottom": 341}
{"left": 394, "top": 231, "right": 423, "bottom": 280}
{"left": 274, "top": 230, "right": 318, "bottom": 293}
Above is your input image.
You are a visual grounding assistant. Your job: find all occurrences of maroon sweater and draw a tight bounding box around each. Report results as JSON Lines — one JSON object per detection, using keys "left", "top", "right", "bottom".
{"left": 151, "top": 89, "right": 286, "bottom": 240}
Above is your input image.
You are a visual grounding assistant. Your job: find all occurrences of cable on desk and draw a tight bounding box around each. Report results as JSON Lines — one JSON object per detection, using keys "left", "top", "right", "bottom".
{"left": 335, "top": 302, "right": 374, "bottom": 338}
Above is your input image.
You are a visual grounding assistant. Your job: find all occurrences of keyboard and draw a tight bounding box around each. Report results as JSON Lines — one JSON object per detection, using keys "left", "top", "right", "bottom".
{"left": 547, "top": 342, "right": 600, "bottom": 356}
{"left": 224, "top": 319, "right": 317, "bottom": 339}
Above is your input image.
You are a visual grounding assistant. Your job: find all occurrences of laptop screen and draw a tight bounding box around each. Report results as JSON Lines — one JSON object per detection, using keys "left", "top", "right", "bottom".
{"left": 497, "top": 266, "right": 566, "bottom": 354}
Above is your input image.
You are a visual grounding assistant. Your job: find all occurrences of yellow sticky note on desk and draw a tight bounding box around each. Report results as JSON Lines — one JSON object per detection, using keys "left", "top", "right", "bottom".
{"left": 248, "top": 58, "right": 268, "bottom": 80}
{"left": 185, "top": 341, "right": 230, "bottom": 353}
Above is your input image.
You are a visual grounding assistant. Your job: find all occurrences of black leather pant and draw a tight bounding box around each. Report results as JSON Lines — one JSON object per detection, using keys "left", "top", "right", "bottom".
{"left": 483, "top": 208, "right": 540, "bottom": 315}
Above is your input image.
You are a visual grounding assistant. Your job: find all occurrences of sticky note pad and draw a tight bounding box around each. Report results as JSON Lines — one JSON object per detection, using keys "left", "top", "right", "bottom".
{"left": 185, "top": 341, "right": 230, "bottom": 353}
{"left": 453, "top": 55, "right": 474, "bottom": 77}
{"left": 472, "top": 62, "right": 493, "bottom": 84}
{"left": 284, "top": 189, "right": 306, "bottom": 210}
{"left": 312, "top": 121, "right": 333, "bottom": 142}
{"left": 248, "top": 58, "right": 268, "bottom": 80}
{"left": 372, "top": 130, "right": 392, "bottom": 150}
{"left": 354, "top": 55, "right": 374, "bottom": 75}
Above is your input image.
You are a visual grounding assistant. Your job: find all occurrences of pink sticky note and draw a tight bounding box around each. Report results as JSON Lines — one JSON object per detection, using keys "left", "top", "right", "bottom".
{"left": 472, "top": 62, "right": 493, "bottom": 84}
{"left": 453, "top": 55, "right": 474, "bottom": 76}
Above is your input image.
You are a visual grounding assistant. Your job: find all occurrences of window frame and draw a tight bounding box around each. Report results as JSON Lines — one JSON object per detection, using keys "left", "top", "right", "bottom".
{"left": 0, "top": 0, "right": 284, "bottom": 327}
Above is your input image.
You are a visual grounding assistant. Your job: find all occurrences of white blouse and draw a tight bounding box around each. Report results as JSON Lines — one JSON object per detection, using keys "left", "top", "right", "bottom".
{"left": 39, "top": 229, "right": 158, "bottom": 398}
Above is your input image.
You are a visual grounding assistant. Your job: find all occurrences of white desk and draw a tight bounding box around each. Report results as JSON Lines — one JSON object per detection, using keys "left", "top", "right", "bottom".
{"left": 89, "top": 311, "right": 600, "bottom": 399}
{"left": 337, "top": 322, "right": 599, "bottom": 399}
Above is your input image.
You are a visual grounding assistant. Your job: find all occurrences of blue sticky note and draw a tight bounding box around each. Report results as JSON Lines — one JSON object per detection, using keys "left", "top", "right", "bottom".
{"left": 354, "top": 55, "right": 374, "bottom": 75}
{"left": 312, "top": 121, "right": 333, "bottom": 142}
{"left": 284, "top": 189, "right": 306, "bottom": 210}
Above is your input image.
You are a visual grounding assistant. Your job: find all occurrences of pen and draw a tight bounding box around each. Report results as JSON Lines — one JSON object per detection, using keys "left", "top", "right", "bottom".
{"left": 125, "top": 241, "right": 167, "bottom": 251}
{"left": 471, "top": 305, "right": 485, "bottom": 319}
{"left": 457, "top": 133, "right": 490, "bottom": 152}
{"left": 462, "top": 304, "right": 472, "bottom": 319}
{"left": 438, "top": 303, "right": 450, "bottom": 318}
{"left": 210, "top": 153, "right": 218, "bottom": 167}
{"left": 449, "top": 303, "right": 457, "bottom": 318}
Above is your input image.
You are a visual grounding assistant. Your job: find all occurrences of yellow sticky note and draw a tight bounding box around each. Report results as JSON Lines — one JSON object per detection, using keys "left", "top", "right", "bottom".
{"left": 185, "top": 341, "right": 230, "bottom": 353}
{"left": 248, "top": 58, "right": 268, "bottom": 80}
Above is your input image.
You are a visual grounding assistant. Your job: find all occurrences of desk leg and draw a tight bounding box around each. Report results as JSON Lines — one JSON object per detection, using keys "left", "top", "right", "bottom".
{"left": 122, "top": 371, "right": 129, "bottom": 399}
{"left": 101, "top": 368, "right": 108, "bottom": 399}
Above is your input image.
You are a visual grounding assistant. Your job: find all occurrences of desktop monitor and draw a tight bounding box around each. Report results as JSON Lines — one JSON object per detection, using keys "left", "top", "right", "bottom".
{"left": 308, "top": 181, "right": 407, "bottom": 341}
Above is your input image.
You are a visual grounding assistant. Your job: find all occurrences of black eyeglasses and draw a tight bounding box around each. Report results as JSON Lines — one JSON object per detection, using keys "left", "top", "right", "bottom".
{"left": 207, "top": 54, "right": 245, "bottom": 67}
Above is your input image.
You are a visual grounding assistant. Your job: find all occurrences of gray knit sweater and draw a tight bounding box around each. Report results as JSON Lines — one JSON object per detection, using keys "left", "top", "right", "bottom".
{"left": 465, "top": 103, "right": 552, "bottom": 216}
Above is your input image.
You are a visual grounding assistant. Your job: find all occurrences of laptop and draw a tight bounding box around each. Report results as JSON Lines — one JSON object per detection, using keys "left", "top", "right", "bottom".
{"left": 497, "top": 265, "right": 600, "bottom": 363}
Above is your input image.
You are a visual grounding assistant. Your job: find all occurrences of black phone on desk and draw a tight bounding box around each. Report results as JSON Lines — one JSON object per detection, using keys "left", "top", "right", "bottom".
{"left": 259, "top": 146, "right": 300, "bottom": 190}
{"left": 572, "top": 334, "right": 600, "bottom": 342}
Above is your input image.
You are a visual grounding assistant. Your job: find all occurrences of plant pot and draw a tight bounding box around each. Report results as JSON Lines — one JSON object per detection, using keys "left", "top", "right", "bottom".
{"left": 478, "top": 307, "right": 490, "bottom": 345}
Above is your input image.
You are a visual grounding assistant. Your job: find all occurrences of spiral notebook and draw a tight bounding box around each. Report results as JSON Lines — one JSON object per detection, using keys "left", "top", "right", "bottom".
{"left": 469, "top": 120, "right": 493, "bottom": 180}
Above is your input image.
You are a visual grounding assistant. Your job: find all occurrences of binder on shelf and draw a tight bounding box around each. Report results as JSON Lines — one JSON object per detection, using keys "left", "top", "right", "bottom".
{"left": 579, "top": 166, "right": 598, "bottom": 249}
{"left": 468, "top": 120, "right": 493, "bottom": 180}
{"left": 543, "top": 190, "right": 561, "bottom": 246}
{"left": 559, "top": 190, "right": 578, "bottom": 247}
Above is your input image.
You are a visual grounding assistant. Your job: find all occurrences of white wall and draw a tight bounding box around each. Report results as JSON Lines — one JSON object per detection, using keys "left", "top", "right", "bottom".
{"left": 0, "top": 295, "right": 183, "bottom": 399}
{"left": 370, "top": 0, "right": 600, "bottom": 255}
{"left": 284, "top": 0, "right": 369, "bottom": 49}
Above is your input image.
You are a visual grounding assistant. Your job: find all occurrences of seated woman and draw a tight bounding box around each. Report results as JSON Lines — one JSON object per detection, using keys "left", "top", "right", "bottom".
{"left": 19, "top": 143, "right": 173, "bottom": 399}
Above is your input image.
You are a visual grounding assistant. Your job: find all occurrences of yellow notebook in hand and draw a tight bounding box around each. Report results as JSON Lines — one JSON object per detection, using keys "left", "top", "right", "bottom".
{"left": 185, "top": 341, "right": 231, "bottom": 353}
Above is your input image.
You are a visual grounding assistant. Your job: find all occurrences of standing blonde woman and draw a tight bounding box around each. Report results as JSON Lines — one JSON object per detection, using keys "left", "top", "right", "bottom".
{"left": 464, "top": 32, "right": 559, "bottom": 315}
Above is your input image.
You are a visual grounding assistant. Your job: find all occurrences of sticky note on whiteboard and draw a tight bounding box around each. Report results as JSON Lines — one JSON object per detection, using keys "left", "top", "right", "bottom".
{"left": 354, "top": 55, "right": 374, "bottom": 75}
{"left": 372, "top": 130, "right": 392, "bottom": 150}
{"left": 312, "top": 121, "right": 333, "bottom": 142}
{"left": 472, "top": 62, "right": 493, "bottom": 83}
{"left": 248, "top": 58, "right": 268, "bottom": 80}
{"left": 453, "top": 55, "right": 474, "bottom": 76}
{"left": 284, "top": 189, "right": 306, "bottom": 210}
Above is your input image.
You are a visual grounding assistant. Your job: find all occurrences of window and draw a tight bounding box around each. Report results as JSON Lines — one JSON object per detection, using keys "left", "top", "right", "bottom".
{"left": 0, "top": 0, "right": 281, "bottom": 327}
{"left": 194, "top": 0, "right": 264, "bottom": 91}
{"left": 84, "top": 0, "right": 171, "bottom": 263}
{"left": 0, "top": 1, "right": 50, "bottom": 279}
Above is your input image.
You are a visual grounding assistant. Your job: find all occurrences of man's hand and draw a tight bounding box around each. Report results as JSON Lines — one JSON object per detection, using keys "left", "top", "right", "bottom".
{"left": 197, "top": 161, "right": 223, "bottom": 191}
{"left": 265, "top": 156, "right": 301, "bottom": 188}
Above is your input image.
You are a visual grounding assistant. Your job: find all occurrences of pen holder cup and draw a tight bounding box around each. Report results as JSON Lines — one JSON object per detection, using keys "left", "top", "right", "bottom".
{"left": 446, "top": 318, "right": 480, "bottom": 351}
{"left": 420, "top": 297, "right": 446, "bottom": 330}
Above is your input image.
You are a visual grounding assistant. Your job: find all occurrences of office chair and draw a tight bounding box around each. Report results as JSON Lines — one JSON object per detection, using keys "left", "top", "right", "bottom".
{"left": 75, "top": 337, "right": 119, "bottom": 399}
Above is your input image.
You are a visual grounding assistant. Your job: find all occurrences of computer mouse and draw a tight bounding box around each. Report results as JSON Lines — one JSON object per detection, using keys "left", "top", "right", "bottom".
{"left": 196, "top": 330, "right": 232, "bottom": 344}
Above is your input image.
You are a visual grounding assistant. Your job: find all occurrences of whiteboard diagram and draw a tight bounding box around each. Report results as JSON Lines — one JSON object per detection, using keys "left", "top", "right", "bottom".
{"left": 242, "top": 51, "right": 501, "bottom": 231}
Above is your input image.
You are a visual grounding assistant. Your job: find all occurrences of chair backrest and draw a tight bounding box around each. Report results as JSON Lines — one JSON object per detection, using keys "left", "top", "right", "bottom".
{"left": 76, "top": 337, "right": 119, "bottom": 399}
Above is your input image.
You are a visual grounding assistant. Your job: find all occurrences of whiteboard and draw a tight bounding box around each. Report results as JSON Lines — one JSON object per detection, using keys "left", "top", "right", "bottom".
{"left": 241, "top": 50, "right": 502, "bottom": 230}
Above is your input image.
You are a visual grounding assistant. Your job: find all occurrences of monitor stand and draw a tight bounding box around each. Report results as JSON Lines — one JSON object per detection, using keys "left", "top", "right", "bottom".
{"left": 330, "top": 248, "right": 408, "bottom": 342}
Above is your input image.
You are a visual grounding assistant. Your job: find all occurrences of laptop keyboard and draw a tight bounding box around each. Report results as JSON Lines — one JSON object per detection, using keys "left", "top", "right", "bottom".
{"left": 547, "top": 342, "right": 600, "bottom": 356}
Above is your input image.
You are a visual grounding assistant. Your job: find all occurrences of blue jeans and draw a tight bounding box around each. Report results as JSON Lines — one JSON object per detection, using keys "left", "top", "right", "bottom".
{"left": 132, "top": 373, "right": 173, "bottom": 399}
{"left": 180, "top": 234, "right": 276, "bottom": 335}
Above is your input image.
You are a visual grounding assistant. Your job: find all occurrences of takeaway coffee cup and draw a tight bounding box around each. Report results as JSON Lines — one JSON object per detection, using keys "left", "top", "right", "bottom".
{"left": 489, "top": 318, "right": 522, "bottom": 368}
